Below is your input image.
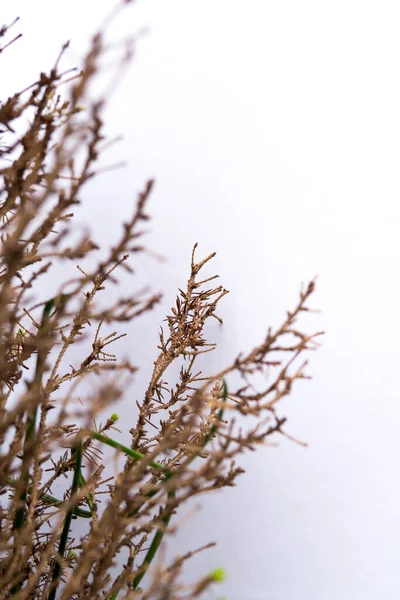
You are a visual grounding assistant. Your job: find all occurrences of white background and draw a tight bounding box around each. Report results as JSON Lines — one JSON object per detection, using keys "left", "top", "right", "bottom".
{"left": 3, "top": 2, "right": 400, "bottom": 598}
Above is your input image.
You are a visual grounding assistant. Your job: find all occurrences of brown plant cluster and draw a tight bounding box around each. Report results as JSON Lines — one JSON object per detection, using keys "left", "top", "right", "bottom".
{"left": 0, "top": 11, "right": 322, "bottom": 600}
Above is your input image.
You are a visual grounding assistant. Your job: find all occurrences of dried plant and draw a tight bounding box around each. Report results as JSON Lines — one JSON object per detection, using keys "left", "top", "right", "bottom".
{"left": 0, "top": 10, "right": 323, "bottom": 600}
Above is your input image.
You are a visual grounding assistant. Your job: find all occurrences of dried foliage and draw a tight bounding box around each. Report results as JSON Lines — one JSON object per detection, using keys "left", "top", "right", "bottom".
{"left": 0, "top": 11, "right": 323, "bottom": 600}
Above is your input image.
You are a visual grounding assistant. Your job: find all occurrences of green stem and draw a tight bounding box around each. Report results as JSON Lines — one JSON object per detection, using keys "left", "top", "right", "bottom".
{"left": 41, "top": 491, "right": 92, "bottom": 519}
{"left": 5, "top": 477, "right": 92, "bottom": 518}
{"left": 11, "top": 297, "right": 66, "bottom": 595}
{"left": 48, "top": 441, "right": 83, "bottom": 600}
{"left": 72, "top": 446, "right": 93, "bottom": 514}
{"left": 132, "top": 485, "right": 175, "bottom": 591}
{"left": 88, "top": 433, "right": 173, "bottom": 600}
{"left": 13, "top": 298, "right": 56, "bottom": 531}
{"left": 116, "top": 380, "right": 227, "bottom": 596}
{"left": 49, "top": 380, "right": 227, "bottom": 600}
{"left": 89, "top": 431, "right": 165, "bottom": 471}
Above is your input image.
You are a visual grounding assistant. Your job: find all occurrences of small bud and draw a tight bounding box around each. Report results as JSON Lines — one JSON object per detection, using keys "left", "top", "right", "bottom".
{"left": 110, "top": 413, "right": 119, "bottom": 423}
{"left": 210, "top": 567, "right": 226, "bottom": 583}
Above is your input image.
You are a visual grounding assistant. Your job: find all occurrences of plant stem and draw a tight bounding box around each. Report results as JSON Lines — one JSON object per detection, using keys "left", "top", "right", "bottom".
{"left": 85, "top": 381, "right": 227, "bottom": 599}
{"left": 13, "top": 298, "right": 56, "bottom": 531}
{"left": 11, "top": 297, "right": 65, "bottom": 596}
{"left": 48, "top": 441, "right": 83, "bottom": 600}
{"left": 110, "top": 380, "right": 228, "bottom": 597}
{"left": 89, "top": 431, "right": 165, "bottom": 470}
{"left": 6, "top": 477, "right": 92, "bottom": 518}
{"left": 132, "top": 483, "right": 175, "bottom": 591}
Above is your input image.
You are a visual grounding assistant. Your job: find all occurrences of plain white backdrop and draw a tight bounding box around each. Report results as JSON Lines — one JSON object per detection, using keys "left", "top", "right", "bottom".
{"left": 3, "top": 2, "right": 400, "bottom": 598}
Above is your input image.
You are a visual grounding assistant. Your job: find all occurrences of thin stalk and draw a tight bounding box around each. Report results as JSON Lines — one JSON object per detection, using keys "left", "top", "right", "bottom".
{"left": 132, "top": 381, "right": 227, "bottom": 591}
{"left": 42, "top": 493, "right": 92, "bottom": 519}
{"left": 13, "top": 298, "right": 56, "bottom": 531}
{"left": 132, "top": 484, "right": 175, "bottom": 591}
{"left": 87, "top": 382, "right": 227, "bottom": 599}
{"left": 89, "top": 431, "right": 165, "bottom": 471}
{"left": 5, "top": 477, "right": 92, "bottom": 518}
{"left": 48, "top": 441, "right": 83, "bottom": 600}
{"left": 11, "top": 297, "right": 66, "bottom": 596}
{"left": 87, "top": 434, "right": 173, "bottom": 600}
{"left": 110, "top": 380, "right": 228, "bottom": 597}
